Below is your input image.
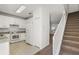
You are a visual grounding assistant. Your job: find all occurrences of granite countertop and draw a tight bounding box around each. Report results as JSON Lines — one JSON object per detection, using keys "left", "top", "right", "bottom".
{"left": 0, "top": 31, "right": 26, "bottom": 34}
{"left": 11, "top": 31, "right": 26, "bottom": 33}
{"left": 0, "top": 32, "right": 10, "bottom": 34}
{"left": 0, "top": 28, "right": 26, "bottom": 34}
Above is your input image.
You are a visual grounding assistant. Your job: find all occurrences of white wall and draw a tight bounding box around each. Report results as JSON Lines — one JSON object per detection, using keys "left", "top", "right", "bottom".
{"left": 26, "top": 7, "right": 42, "bottom": 47}
{"left": 50, "top": 4, "right": 68, "bottom": 34}
{"left": 53, "top": 5, "right": 69, "bottom": 55}
{"left": 0, "top": 15, "right": 27, "bottom": 28}
{"left": 32, "top": 7, "right": 43, "bottom": 48}
{"left": 50, "top": 4, "right": 65, "bottom": 24}
{"left": 26, "top": 7, "right": 50, "bottom": 49}
{"left": 41, "top": 7, "right": 50, "bottom": 49}
{"left": 25, "top": 18, "right": 34, "bottom": 45}
{"left": 68, "top": 4, "right": 79, "bottom": 13}
{"left": 64, "top": 4, "right": 69, "bottom": 15}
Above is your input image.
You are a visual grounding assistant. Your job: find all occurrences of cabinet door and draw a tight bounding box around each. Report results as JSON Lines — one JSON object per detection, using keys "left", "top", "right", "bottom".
{"left": 20, "top": 33, "right": 26, "bottom": 40}
{"left": 0, "top": 42, "right": 9, "bottom": 55}
{"left": 5, "top": 34, "right": 10, "bottom": 39}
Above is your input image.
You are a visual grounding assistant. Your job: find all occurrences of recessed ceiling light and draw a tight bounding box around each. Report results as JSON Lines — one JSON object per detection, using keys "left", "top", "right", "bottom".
{"left": 16, "top": 6, "right": 26, "bottom": 13}
{"left": 28, "top": 12, "right": 32, "bottom": 14}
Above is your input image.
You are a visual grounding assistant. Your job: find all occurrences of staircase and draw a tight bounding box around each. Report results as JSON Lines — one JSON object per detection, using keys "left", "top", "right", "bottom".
{"left": 60, "top": 12, "right": 79, "bottom": 55}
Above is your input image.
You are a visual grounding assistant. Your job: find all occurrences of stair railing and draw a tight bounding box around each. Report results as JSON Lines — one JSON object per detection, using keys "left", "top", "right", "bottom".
{"left": 53, "top": 12, "right": 68, "bottom": 55}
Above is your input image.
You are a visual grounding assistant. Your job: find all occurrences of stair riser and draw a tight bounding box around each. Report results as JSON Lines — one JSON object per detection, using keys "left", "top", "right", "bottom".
{"left": 67, "top": 20, "right": 79, "bottom": 21}
{"left": 65, "top": 28, "right": 79, "bottom": 31}
{"left": 67, "top": 22, "right": 79, "bottom": 23}
{"left": 67, "top": 19, "right": 79, "bottom": 20}
{"left": 61, "top": 46, "right": 79, "bottom": 54}
{"left": 64, "top": 33, "right": 79, "bottom": 36}
{"left": 60, "top": 12, "right": 79, "bottom": 55}
{"left": 67, "top": 23, "right": 79, "bottom": 26}
{"left": 66, "top": 25, "right": 79, "bottom": 27}
{"left": 68, "top": 19, "right": 79, "bottom": 20}
{"left": 65, "top": 30, "right": 79, "bottom": 32}
{"left": 67, "top": 24, "right": 79, "bottom": 25}
{"left": 66, "top": 26, "right": 79, "bottom": 29}
{"left": 67, "top": 20, "right": 79, "bottom": 23}
{"left": 67, "top": 27, "right": 79, "bottom": 28}
{"left": 63, "top": 41, "right": 79, "bottom": 48}
{"left": 63, "top": 37, "right": 79, "bottom": 42}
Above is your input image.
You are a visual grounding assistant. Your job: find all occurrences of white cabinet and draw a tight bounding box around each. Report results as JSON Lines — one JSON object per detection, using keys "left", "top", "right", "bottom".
{"left": 0, "top": 42, "right": 9, "bottom": 55}
{"left": 25, "top": 21, "right": 34, "bottom": 45}
{"left": 20, "top": 33, "right": 26, "bottom": 40}
{"left": 5, "top": 34, "right": 10, "bottom": 39}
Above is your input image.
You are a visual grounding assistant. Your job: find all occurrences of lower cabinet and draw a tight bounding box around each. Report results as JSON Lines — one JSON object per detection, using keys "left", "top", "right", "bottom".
{"left": 20, "top": 33, "right": 26, "bottom": 40}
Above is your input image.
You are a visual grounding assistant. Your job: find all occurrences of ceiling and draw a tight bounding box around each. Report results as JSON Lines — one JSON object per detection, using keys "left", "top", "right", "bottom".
{"left": 0, "top": 4, "right": 49, "bottom": 19}
{"left": 0, "top": 4, "right": 60, "bottom": 18}
{"left": 0, "top": 4, "right": 64, "bottom": 22}
{"left": 0, "top": 4, "right": 36, "bottom": 19}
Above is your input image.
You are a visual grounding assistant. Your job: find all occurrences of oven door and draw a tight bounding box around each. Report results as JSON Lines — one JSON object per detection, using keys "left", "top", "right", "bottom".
{"left": 11, "top": 34, "right": 19, "bottom": 40}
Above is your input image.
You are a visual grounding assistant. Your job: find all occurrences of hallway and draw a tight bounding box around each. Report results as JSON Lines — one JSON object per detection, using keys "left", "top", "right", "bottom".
{"left": 60, "top": 12, "right": 79, "bottom": 55}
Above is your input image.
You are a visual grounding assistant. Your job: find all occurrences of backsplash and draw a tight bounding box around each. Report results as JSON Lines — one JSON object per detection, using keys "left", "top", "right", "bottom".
{"left": 0, "top": 28, "right": 9, "bottom": 32}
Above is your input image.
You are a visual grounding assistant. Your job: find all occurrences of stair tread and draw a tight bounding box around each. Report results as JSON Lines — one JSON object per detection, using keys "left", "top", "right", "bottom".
{"left": 65, "top": 32, "right": 79, "bottom": 34}
{"left": 66, "top": 28, "right": 79, "bottom": 29}
{"left": 60, "top": 12, "right": 79, "bottom": 55}
{"left": 62, "top": 45, "right": 79, "bottom": 52}
{"left": 66, "top": 30, "right": 79, "bottom": 31}
{"left": 66, "top": 29, "right": 79, "bottom": 30}
{"left": 60, "top": 45, "right": 79, "bottom": 55}
{"left": 63, "top": 40, "right": 79, "bottom": 44}
{"left": 66, "top": 27, "right": 79, "bottom": 28}
{"left": 64, "top": 35, "right": 79, "bottom": 38}
{"left": 60, "top": 52, "right": 79, "bottom": 55}
{"left": 63, "top": 35, "right": 79, "bottom": 44}
{"left": 67, "top": 25, "right": 79, "bottom": 26}
{"left": 64, "top": 32, "right": 79, "bottom": 36}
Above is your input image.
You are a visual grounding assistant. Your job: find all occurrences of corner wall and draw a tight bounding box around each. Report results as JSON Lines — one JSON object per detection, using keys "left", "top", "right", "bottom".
{"left": 26, "top": 7, "right": 50, "bottom": 49}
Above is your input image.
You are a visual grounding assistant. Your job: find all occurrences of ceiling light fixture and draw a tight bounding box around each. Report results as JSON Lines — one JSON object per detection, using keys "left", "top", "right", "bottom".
{"left": 16, "top": 6, "right": 26, "bottom": 13}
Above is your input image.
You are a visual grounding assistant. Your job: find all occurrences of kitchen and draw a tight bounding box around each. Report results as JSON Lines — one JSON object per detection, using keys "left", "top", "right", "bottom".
{"left": 0, "top": 4, "right": 50, "bottom": 55}
{"left": 0, "top": 13, "right": 40, "bottom": 55}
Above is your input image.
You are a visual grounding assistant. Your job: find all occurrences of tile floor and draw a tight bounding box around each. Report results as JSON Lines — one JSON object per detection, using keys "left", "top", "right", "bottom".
{"left": 10, "top": 41, "right": 40, "bottom": 55}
